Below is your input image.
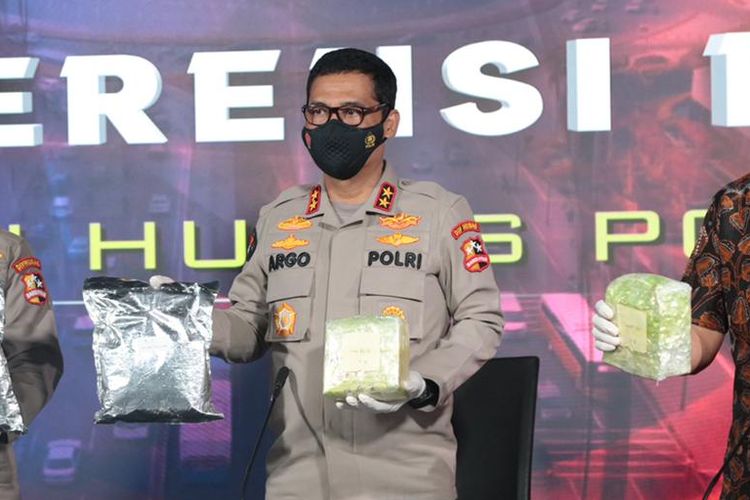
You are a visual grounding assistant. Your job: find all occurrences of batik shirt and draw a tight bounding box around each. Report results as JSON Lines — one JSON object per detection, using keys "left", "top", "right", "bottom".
{"left": 683, "top": 173, "right": 750, "bottom": 498}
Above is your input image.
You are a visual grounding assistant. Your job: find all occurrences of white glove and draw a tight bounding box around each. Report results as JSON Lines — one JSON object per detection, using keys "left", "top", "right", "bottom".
{"left": 592, "top": 300, "right": 621, "bottom": 352}
{"left": 149, "top": 275, "right": 175, "bottom": 289}
{"left": 335, "top": 371, "right": 427, "bottom": 413}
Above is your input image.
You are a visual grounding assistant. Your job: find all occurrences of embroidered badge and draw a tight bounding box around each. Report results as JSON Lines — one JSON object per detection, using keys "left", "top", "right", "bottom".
{"left": 461, "top": 237, "right": 490, "bottom": 273}
{"left": 374, "top": 182, "right": 397, "bottom": 212}
{"left": 379, "top": 212, "right": 421, "bottom": 231}
{"left": 364, "top": 132, "right": 377, "bottom": 149}
{"left": 13, "top": 257, "right": 42, "bottom": 274}
{"left": 274, "top": 302, "right": 297, "bottom": 337}
{"left": 22, "top": 272, "right": 48, "bottom": 305}
{"left": 451, "top": 220, "right": 481, "bottom": 240}
{"left": 382, "top": 305, "right": 406, "bottom": 321}
{"left": 246, "top": 226, "right": 258, "bottom": 262}
{"left": 306, "top": 185, "right": 322, "bottom": 215}
{"left": 377, "top": 233, "right": 420, "bottom": 247}
{"left": 271, "top": 234, "right": 310, "bottom": 251}
{"left": 277, "top": 216, "right": 313, "bottom": 231}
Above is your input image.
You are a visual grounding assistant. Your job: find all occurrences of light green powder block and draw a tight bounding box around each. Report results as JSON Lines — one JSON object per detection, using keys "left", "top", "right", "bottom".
{"left": 604, "top": 273, "right": 692, "bottom": 381}
{"left": 323, "top": 315, "right": 409, "bottom": 401}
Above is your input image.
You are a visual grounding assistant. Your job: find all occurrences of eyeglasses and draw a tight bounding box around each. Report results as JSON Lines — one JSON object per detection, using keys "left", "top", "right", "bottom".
{"left": 301, "top": 103, "right": 389, "bottom": 127}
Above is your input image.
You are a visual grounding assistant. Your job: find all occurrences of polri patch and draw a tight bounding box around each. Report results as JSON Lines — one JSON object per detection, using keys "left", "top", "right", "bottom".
{"left": 13, "top": 257, "right": 42, "bottom": 274}
{"left": 374, "top": 182, "right": 397, "bottom": 212}
{"left": 22, "top": 272, "right": 48, "bottom": 305}
{"left": 451, "top": 220, "right": 481, "bottom": 240}
{"left": 461, "top": 237, "right": 490, "bottom": 273}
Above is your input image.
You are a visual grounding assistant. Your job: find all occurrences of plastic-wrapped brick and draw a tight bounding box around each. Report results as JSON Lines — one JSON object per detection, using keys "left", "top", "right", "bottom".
{"left": 604, "top": 273, "right": 691, "bottom": 381}
{"left": 323, "top": 315, "right": 409, "bottom": 401}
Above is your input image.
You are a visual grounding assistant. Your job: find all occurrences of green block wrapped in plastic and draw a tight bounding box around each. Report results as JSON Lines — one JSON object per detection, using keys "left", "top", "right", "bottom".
{"left": 323, "top": 315, "right": 410, "bottom": 401}
{"left": 604, "top": 273, "right": 691, "bottom": 381}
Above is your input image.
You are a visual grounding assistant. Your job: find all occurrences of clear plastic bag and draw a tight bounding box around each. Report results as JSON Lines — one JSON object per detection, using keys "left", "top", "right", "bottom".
{"left": 83, "top": 277, "right": 223, "bottom": 423}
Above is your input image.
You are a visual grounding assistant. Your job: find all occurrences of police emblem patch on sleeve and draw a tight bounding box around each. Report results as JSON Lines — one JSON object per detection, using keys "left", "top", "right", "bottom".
{"left": 461, "top": 237, "right": 490, "bottom": 273}
{"left": 246, "top": 226, "right": 258, "bottom": 262}
{"left": 22, "top": 271, "right": 48, "bottom": 305}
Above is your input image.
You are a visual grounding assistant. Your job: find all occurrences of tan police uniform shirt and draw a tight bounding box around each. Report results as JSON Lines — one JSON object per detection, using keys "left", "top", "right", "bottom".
{"left": 211, "top": 163, "right": 504, "bottom": 500}
{"left": 0, "top": 230, "right": 64, "bottom": 500}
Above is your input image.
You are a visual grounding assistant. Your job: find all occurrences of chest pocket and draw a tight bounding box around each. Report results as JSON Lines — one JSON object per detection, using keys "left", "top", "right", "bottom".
{"left": 265, "top": 268, "right": 314, "bottom": 342}
{"left": 358, "top": 267, "right": 424, "bottom": 340}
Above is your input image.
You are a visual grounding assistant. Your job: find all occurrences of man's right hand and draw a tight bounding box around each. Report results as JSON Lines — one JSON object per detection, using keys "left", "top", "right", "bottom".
{"left": 592, "top": 300, "right": 622, "bottom": 352}
{"left": 149, "top": 275, "right": 175, "bottom": 289}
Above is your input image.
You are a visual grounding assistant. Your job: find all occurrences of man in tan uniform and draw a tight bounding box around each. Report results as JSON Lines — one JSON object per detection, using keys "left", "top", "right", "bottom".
{"left": 0, "top": 230, "right": 64, "bottom": 500}
{"left": 156, "top": 48, "right": 504, "bottom": 499}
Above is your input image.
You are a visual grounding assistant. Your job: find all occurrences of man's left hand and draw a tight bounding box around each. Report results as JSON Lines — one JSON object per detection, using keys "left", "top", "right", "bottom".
{"left": 335, "top": 371, "right": 426, "bottom": 413}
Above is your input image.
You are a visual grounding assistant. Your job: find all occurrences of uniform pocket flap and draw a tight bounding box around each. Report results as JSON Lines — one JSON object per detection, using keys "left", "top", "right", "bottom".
{"left": 267, "top": 268, "right": 314, "bottom": 303}
{"left": 359, "top": 267, "right": 424, "bottom": 301}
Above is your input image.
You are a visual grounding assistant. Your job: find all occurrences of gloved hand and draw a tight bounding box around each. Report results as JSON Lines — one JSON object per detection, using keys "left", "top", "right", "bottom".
{"left": 149, "top": 275, "right": 175, "bottom": 288}
{"left": 335, "top": 370, "right": 427, "bottom": 413}
{"left": 592, "top": 300, "right": 621, "bottom": 352}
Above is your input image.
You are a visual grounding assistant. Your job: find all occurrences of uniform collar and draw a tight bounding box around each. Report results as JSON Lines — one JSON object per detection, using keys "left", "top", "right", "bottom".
{"left": 304, "top": 162, "right": 400, "bottom": 228}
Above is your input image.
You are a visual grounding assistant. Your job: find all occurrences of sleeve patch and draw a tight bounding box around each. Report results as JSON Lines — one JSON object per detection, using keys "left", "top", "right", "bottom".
{"left": 451, "top": 220, "right": 481, "bottom": 240}
{"left": 12, "top": 257, "right": 42, "bottom": 274}
{"left": 246, "top": 226, "right": 258, "bottom": 262}
{"left": 461, "top": 237, "right": 490, "bottom": 273}
{"left": 22, "top": 271, "right": 48, "bottom": 305}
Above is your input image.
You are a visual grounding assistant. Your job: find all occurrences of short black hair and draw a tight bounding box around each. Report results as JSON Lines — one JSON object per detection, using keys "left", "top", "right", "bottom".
{"left": 306, "top": 48, "right": 397, "bottom": 108}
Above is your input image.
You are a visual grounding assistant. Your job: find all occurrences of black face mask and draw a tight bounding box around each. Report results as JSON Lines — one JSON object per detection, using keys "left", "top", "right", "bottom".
{"left": 301, "top": 119, "right": 387, "bottom": 180}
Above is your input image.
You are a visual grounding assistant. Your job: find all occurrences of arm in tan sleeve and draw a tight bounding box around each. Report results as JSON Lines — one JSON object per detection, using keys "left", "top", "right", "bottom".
{"left": 410, "top": 196, "right": 504, "bottom": 409}
{"left": 3, "top": 238, "right": 63, "bottom": 433}
{"left": 210, "top": 214, "right": 270, "bottom": 363}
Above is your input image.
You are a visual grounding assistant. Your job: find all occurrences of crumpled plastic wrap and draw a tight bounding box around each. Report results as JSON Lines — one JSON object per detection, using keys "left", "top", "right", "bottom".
{"left": 83, "top": 277, "right": 223, "bottom": 423}
{"left": 604, "top": 273, "right": 692, "bottom": 381}
{"left": 0, "top": 288, "right": 26, "bottom": 433}
{"left": 323, "top": 315, "right": 409, "bottom": 401}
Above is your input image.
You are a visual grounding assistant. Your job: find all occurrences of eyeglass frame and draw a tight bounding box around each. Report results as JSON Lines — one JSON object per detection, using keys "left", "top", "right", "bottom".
{"left": 301, "top": 102, "right": 391, "bottom": 127}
